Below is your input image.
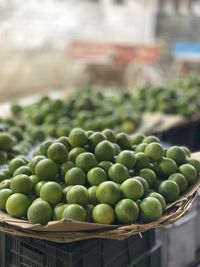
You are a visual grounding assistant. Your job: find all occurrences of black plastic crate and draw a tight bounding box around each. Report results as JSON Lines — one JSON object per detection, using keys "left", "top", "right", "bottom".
{"left": 129, "top": 241, "right": 162, "bottom": 267}
{"left": 0, "top": 230, "right": 156, "bottom": 267}
{"left": 155, "top": 120, "right": 200, "bottom": 152}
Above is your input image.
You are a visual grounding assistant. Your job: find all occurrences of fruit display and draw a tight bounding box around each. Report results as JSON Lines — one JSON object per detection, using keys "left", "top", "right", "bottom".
{"left": 0, "top": 118, "right": 45, "bottom": 165}
{"left": 0, "top": 129, "right": 199, "bottom": 226}
{"left": 11, "top": 90, "right": 141, "bottom": 136}
{"left": 133, "top": 77, "right": 200, "bottom": 116}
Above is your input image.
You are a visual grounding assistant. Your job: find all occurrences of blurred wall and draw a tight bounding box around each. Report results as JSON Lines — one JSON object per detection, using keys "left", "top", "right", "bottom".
{"left": 0, "top": 0, "right": 159, "bottom": 101}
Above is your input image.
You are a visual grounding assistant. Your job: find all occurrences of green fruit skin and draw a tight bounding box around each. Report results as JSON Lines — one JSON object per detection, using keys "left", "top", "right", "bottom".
{"left": 10, "top": 175, "right": 32, "bottom": 194}
{"left": 179, "top": 164, "right": 197, "bottom": 185}
{"left": 115, "top": 199, "right": 139, "bottom": 223}
{"left": 120, "top": 178, "right": 144, "bottom": 201}
{"left": 96, "top": 181, "right": 121, "bottom": 205}
{"left": 28, "top": 200, "right": 52, "bottom": 224}
{"left": 139, "top": 197, "right": 162, "bottom": 222}
{"left": 0, "top": 189, "right": 13, "bottom": 210}
{"left": 108, "top": 163, "right": 129, "bottom": 184}
{"left": 148, "top": 192, "right": 166, "bottom": 213}
{"left": 6, "top": 193, "right": 30, "bottom": 218}
{"left": 168, "top": 173, "right": 188, "bottom": 194}
{"left": 62, "top": 204, "right": 87, "bottom": 222}
{"left": 158, "top": 180, "right": 180, "bottom": 203}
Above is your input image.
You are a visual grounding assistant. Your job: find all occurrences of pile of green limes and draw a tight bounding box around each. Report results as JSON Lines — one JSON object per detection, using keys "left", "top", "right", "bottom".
{"left": 11, "top": 90, "right": 140, "bottom": 136}
{"left": 0, "top": 129, "right": 199, "bottom": 226}
{"left": 133, "top": 77, "right": 200, "bottom": 116}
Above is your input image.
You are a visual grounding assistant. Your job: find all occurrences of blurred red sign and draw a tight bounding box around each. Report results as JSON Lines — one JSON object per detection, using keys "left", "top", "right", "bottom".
{"left": 68, "top": 41, "right": 160, "bottom": 63}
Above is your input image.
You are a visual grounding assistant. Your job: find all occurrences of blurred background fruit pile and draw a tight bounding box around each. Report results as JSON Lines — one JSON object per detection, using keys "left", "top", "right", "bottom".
{"left": 133, "top": 77, "right": 200, "bottom": 116}
{"left": 11, "top": 90, "right": 141, "bottom": 137}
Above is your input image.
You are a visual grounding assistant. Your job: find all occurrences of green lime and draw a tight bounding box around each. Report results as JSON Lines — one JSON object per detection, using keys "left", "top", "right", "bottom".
{"left": 40, "top": 182, "right": 63, "bottom": 205}
{"left": 121, "top": 178, "right": 144, "bottom": 201}
{"left": 47, "top": 142, "right": 68, "bottom": 164}
{"left": 137, "top": 168, "right": 157, "bottom": 189}
{"left": 145, "top": 142, "right": 164, "bottom": 162}
{"left": 108, "top": 163, "right": 129, "bottom": 184}
{"left": 13, "top": 166, "right": 32, "bottom": 176}
{"left": 65, "top": 167, "right": 86, "bottom": 185}
{"left": 0, "top": 189, "right": 13, "bottom": 210}
{"left": 96, "top": 181, "right": 121, "bottom": 205}
{"left": 0, "top": 132, "right": 14, "bottom": 151}
{"left": 168, "top": 173, "right": 188, "bottom": 194}
{"left": 75, "top": 152, "right": 97, "bottom": 172}
{"left": 157, "top": 158, "right": 177, "bottom": 179}
{"left": 92, "top": 203, "right": 115, "bottom": 224}
{"left": 27, "top": 199, "right": 52, "bottom": 224}
{"left": 95, "top": 140, "right": 116, "bottom": 162}
{"left": 135, "top": 153, "right": 150, "bottom": 171}
{"left": 67, "top": 185, "right": 89, "bottom": 206}
{"left": 158, "top": 180, "right": 180, "bottom": 203}
{"left": 115, "top": 199, "right": 139, "bottom": 223}
{"left": 178, "top": 164, "right": 197, "bottom": 185}
{"left": 6, "top": 193, "right": 30, "bottom": 218}
{"left": 62, "top": 204, "right": 87, "bottom": 222}
{"left": 87, "top": 167, "right": 107, "bottom": 186}
{"left": 116, "top": 150, "right": 136, "bottom": 169}
{"left": 116, "top": 132, "right": 131, "bottom": 150}
{"left": 166, "top": 146, "right": 186, "bottom": 165}
{"left": 143, "top": 136, "right": 160, "bottom": 144}
{"left": 11, "top": 174, "right": 32, "bottom": 194}
{"left": 148, "top": 192, "right": 166, "bottom": 212}
{"left": 139, "top": 197, "right": 162, "bottom": 222}
{"left": 53, "top": 203, "right": 68, "bottom": 220}
{"left": 102, "top": 129, "right": 116, "bottom": 143}
{"left": 35, "top": 158, "right": 58, "bottom": 180}
{"left": 69, "top": 128, "right": 88, "bottom": 148}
